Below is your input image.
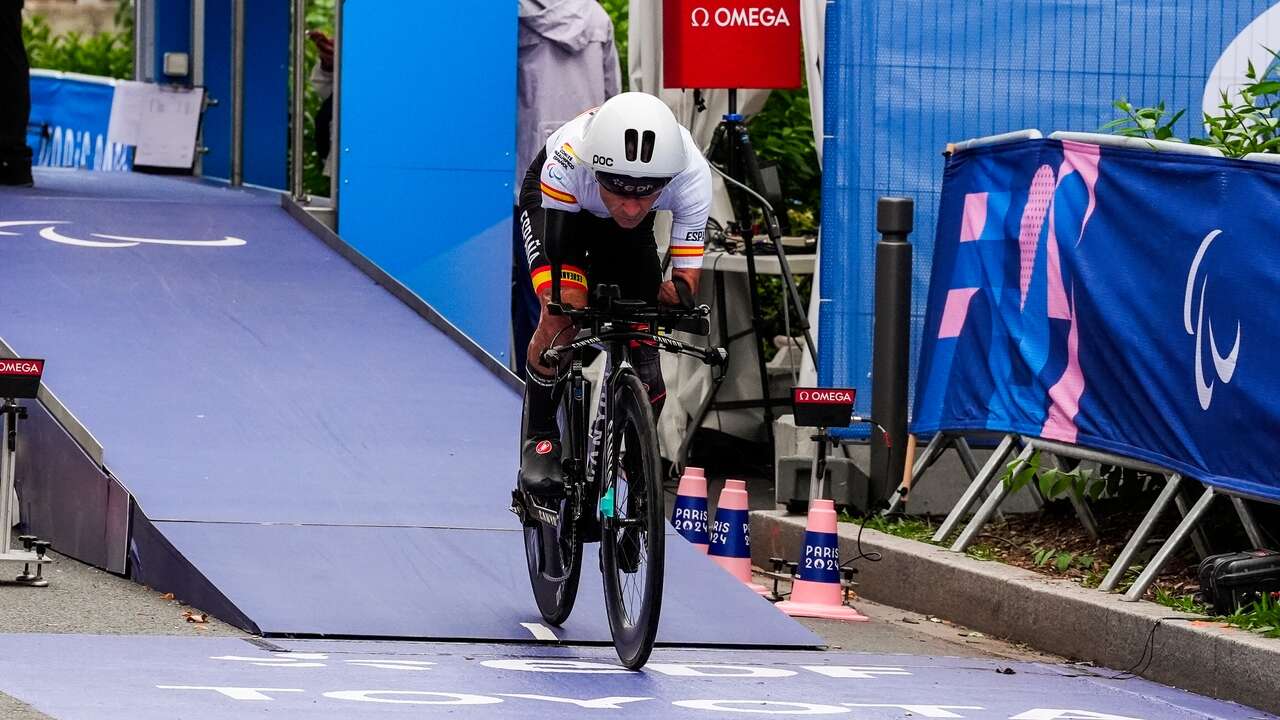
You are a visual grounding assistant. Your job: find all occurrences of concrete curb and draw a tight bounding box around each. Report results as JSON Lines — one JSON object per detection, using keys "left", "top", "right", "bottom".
{"left": 752, "top": 510, "right": 1279, "bottom": 716}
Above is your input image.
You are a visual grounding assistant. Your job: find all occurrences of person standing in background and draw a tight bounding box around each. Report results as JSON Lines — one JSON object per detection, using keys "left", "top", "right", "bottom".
{"left": 0, "top": 0, "right": 33, "bottom": 187}
{"left": 512, "top": 0, "right": 621, "bottom": 378}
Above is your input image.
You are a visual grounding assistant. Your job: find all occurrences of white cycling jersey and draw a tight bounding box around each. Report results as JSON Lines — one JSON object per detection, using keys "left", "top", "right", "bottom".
{"left": 538, "top": 110, "right": 712, "bottom": 270}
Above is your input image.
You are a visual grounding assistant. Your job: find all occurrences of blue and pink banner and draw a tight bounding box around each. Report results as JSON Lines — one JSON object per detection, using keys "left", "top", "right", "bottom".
{"left": 913, "top": 138, "right": 1280, "bottom": 503}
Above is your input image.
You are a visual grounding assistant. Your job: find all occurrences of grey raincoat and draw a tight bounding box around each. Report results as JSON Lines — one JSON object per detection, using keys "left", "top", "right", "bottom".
{"left": 515, "top": 0, "right": 621, "bottom": 194}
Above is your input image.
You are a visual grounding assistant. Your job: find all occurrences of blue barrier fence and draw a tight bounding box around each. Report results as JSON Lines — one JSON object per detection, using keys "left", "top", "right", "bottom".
{"left": 27, "top": 71, "right": 129, "bottom": 171}
{"left": 914, "top": 137, "right": 1280, "bottom": 504}
{"left": 819, "top": 0, "right": 1278, "bottom": 437}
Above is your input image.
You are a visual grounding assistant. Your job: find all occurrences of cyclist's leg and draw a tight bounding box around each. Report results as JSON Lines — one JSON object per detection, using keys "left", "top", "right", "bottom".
{"left": 582, "top": 212, "right": 665, "bottom": 416}
{"left": 519, "top": 154, "right": 589, "bottom": 495}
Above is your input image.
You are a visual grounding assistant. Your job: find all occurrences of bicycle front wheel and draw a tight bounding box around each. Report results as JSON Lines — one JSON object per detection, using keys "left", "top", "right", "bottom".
{"left": 600, "top": 372, "right": 665, "bottom": 669}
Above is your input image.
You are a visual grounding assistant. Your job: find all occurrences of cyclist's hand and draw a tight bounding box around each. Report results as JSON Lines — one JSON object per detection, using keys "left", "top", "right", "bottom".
{"left": 658, "top": 277, "right": 695, "bottom": 309}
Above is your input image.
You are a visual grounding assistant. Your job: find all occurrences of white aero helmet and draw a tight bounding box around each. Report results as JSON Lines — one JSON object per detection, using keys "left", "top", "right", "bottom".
{"left": 581, "top": 92, "right": 687, "bottom": 197}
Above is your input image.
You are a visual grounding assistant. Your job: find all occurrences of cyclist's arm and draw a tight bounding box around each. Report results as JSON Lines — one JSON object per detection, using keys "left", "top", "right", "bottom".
{"left": 528, "top": 208, "right": 588, "bottom": 375}
{"left": 660, "top": 155, "right": 712, "bottom": 307}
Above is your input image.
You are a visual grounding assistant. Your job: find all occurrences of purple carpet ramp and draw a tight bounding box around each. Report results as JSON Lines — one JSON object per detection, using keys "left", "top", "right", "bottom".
{"left": 0, "top": 169, "right": 816, "bottom": 646}
{"left": 0, "top": 634, "right": 1271, "bottom": 720}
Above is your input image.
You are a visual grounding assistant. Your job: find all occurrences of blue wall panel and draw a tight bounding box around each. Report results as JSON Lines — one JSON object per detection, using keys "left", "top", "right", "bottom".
{"left": 200, "top": 0, "right": 288, "bottom": 188}
{"left": 819, "top": 0, "right": 1278, "bottom": 437}
{"left": 338, "top": 4, "right": 518, "bottom": 361}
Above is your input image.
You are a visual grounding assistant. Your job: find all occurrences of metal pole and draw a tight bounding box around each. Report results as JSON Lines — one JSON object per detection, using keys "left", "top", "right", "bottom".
{"left": 330, "top": 0, "right": 343, "bottom": 216}
{"left": 191, "top": 0, "right": 206, "bottom": 176}
{"left": 1231, "top": 496, "right": 1267, "bottom": 549}
{"left": 230, "top": 0, "right": 245, "bottom": 187}
{"left": 291, "top": 0, "right": 307, "bottom": 200}
{"left": 1124, "top": 487, "right": 1215, "bottom": 602}
{"left": 0, "top": 404, "right": 11, "bottom": 551}
{"left": 1099, "top": 474, "right": 1183, "bottom": 592}
{"left": 870, "top": 197, "right": 913, "bottom": 508}
{"left": 884, "top": 431, "right": 943, "bottom": 515}
{"left": 951, "top": 443, "right": 1032, "bottom": 552}
{"left": 932, "top": 433, "right": 1016, "bottom": 542}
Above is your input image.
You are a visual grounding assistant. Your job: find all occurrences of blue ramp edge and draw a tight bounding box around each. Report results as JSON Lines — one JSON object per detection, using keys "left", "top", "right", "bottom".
{"left": 142, "top": 520, "right": 820, "bottom": 646}
{"left": 0, "top": 169, "right": 816, "bottom": 647}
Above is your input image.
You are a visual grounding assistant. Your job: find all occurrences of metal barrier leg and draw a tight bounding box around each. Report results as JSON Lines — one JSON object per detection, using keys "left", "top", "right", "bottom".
{"left": 953, "top": 436, "right": 980, "bottom": 478}
{"left": 1048, "top": 453, "right": 1100, "bottom": 540}
{"left": 1231, "top": 496, "right": 1267, "bottom": 549}
{"left": 1173, "top": 488, "right": 1212, "bottom": 560}
{"left": 1099, "top": 473, "right": 1182, "bottom": 592}
{"left": 1123, "top": 487, "right": 1215, "bottom": 602}
{"left": 950, "top": 443, "right": 1033, "bottom": 552}
{"left": 885, "top": 432, "right": 945, "bottom": 515}
{"left": 932, "top": 434, "right": 1017, "bottom": 543}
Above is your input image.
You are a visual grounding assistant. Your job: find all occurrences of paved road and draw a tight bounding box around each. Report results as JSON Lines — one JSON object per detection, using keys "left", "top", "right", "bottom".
{"left": 0, "top": 552, "right": 1059, "bottom": 720}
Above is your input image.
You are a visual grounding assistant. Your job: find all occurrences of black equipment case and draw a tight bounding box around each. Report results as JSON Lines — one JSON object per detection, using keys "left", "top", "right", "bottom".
{"left": 1197, "top": 549, "right": 1280, "bottom": 615}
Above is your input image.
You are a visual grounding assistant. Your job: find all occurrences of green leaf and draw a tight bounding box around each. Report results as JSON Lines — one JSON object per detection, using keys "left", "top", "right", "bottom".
{"left": 1038, "top": 470, "right": 1058, "bottom": 498}
{"left": 1050, "top": 474, "right": 1073, "bottom": 499}
{"left": 1249, "top": 81, "right": 1280, "bottom": 96}
{"left": 1056, "top": 553, "right": 1074, "bottom": 572}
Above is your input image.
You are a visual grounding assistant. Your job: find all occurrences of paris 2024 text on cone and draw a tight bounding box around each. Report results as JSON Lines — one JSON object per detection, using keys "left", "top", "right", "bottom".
{"left": 707, "top": 479, "right": 770, "bottom": 595}
{"left": 776, "top": 498, "right": 870, "bottom": 621}
{"left": 670, "top": 466, "right": 709, "bottom": 552}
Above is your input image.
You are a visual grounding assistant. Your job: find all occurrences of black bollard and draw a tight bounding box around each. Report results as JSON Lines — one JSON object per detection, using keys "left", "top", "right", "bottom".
{"left": 870, "top": 197, "right": 913, "bottom": 508}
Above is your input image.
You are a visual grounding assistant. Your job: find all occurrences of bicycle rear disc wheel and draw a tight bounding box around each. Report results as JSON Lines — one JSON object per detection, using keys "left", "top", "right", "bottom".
{"left": 600, "top": 372, "right": 665, "bottom": 669}
{"left": 522, "top": 393, "right": 584, "bottom": 626}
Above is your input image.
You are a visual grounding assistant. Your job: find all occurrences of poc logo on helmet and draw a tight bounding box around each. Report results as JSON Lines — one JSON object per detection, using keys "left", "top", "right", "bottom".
{"left": 593, "top": 155, "right": 614, "bottom": 167}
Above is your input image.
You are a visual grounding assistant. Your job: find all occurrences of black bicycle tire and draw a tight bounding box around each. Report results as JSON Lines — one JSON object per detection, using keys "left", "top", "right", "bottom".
{"left": 600, "top": 371, "right": 665, "bottom": 669}
{"left": 522, "top": 387, "right": 585, "bottom": 626}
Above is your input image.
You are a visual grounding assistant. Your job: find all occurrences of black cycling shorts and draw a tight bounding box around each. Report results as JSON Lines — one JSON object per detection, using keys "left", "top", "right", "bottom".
{"left": 518, "top": 148, "right": 662, "bottom": 304}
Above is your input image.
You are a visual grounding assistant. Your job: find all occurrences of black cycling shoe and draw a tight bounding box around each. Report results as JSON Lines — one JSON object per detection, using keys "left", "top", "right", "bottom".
{"left": 519, "top": 437, "right": 565, "bottom": 498}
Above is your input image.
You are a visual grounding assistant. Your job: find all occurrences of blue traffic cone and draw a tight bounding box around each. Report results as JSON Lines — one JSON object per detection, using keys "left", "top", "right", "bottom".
{"left": 708, "top": 479, "right": 770, "bottom": 595}
{"left": 670, "top": 466, "right": 710, "bottom": 552}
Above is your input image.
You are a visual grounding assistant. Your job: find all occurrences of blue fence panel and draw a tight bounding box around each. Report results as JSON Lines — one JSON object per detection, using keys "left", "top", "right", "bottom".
{"left": 337, "top": 4, "right": 518, "bottom": 362}
{"left": 819, "top": 0, "right": 1276, "bottom": 438}
{"left": 27, "top": 72, "right": 129, "bottom": 171}
{"left": 915, "top": 138, "right": 1280, "bottom": 503}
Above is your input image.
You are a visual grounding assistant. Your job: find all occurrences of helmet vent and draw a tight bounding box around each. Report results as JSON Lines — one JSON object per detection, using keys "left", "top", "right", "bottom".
{"left": 641, "top": 131, "right": 656, "bottom": 163}
{"left": 624, "top": 129, "right": 639, "bottom": 162}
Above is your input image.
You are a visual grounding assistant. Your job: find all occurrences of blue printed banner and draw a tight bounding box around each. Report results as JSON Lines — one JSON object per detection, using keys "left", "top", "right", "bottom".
{"left": 797, "top": 530, "right": 840, "bottom": 583}
{"left": 708, "top": 509, "right": 751, "bottom": 558}
{"left": 28, "top": 71, "right": 131, "bottom": 172}
{"left": 670, "top": 495, "right": 709, "bottom": 545}
{"left": 914, "top": 138, "right": 1280, "bottom": 502}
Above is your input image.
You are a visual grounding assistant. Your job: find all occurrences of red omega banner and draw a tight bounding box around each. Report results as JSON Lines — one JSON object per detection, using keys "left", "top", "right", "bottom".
{"left": 663, "top": 0, "right": 802, "bottom": 89}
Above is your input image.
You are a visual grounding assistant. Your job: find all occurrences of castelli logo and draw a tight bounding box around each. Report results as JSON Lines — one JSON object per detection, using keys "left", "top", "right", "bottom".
{"left": 690, "top": 6, "right": 792, "bottom": 28}
{"left": 535, "top": 440, "right": 554, "bottom": 455}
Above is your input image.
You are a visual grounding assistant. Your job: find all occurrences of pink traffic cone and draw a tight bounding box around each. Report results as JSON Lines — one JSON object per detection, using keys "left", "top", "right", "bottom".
{"left": 776, "top": 499, "right": 869, "bottom": 620}
{"left": 670, "top": 467, "right": 710, "bottom": 552}
{"left": 707, "top": 479, "right": 770, "bottom": 595}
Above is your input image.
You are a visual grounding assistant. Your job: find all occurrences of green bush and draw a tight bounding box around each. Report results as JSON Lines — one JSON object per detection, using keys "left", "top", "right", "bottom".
{"left": 1105, "top": 47, "right": 1280, "bottom": 157}
{"left": 22, "top": 13, "right": 133, "bottom": 80}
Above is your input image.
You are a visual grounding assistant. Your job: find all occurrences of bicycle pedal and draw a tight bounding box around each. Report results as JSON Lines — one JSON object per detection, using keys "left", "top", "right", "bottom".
{"left": 525, "top": 497, "right": 562, "bottom": 527}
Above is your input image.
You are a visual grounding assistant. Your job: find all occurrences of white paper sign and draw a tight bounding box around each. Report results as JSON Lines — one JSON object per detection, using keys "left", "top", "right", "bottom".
{"left": 106, "top": 81, "right": 205, "bottom": 169}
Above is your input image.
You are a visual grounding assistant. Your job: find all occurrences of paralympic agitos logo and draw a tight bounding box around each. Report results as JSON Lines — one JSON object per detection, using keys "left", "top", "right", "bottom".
{"left": 1184, "top": 229, "right": 1241, "bottom": 411}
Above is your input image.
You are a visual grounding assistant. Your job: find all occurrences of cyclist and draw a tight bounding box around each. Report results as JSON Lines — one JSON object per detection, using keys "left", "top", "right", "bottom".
{"left": 517, "top": 91, "right": 712, "bottom": 498}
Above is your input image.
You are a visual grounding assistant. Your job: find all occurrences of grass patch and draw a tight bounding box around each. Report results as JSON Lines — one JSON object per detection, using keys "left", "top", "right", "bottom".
{"left": 1220, "top": 593, "right": 1280, "bottom": 639}
{"left": 1153, "top": 586, "right": 1210, "bottom": 615}
{"left": 840, "top": 513, "right": 937, "bottom": 543}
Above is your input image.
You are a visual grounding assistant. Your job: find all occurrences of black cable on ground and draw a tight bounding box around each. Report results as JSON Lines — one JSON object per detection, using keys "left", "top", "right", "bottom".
{"left": 1107, "top": 615, "right": 1196, "bottom": 680}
